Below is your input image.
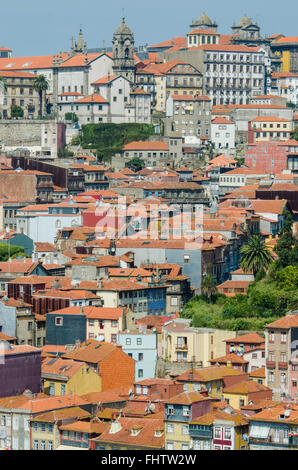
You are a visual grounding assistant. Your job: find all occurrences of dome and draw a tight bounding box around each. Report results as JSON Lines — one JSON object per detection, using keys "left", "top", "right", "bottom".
{"left": 195, "top": 12, "right": 213, "bottom": 26}
{"left": 238, "top": 15, "right": 252, "bottom": 28}
{"left": 114, "top": 17, "right": 133, "bottom": 36}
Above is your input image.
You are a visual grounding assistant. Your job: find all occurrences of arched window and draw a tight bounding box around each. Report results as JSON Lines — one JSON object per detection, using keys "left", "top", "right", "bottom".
{"left": 115, "top": 48, "right": 118, "bottom": 57}
{"left": 125, "top": 48, "right": 129, "bottom": 58}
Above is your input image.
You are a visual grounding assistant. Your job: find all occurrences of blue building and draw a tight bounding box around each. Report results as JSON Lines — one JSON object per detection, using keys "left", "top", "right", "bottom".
{"left": 117, "top": 330, "right": 157, "bottom": 381}
{"left": 46, "top": 310, "right": 86, "bottom": 346}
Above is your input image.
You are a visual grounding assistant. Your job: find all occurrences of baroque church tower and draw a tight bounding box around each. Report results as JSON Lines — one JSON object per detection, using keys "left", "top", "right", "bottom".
{"left": 112, "top": 17, "right": 135, "bottom": 83}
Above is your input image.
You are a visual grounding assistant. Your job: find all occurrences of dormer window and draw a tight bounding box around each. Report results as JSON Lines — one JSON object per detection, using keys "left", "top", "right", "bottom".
{"left": 154, "top": 430, "right": 163, "bottom": 437}
{"left": 131, "top": 426, "right": 143, "bottom": 436}
{"left": 183, "top": 407, "right": 190, "bottom": 417}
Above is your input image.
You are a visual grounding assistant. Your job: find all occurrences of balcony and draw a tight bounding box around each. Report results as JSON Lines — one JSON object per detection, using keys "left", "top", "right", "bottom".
{"left": 190, "top": 428, "right": 213, "bottom": 439}
{"left": 176, "top": 344, "right": 188, "bottom": 351}
{"left": 266, "top": 360, "right": 275, "bottom": 368}
{"left": 278, "top": 362, "right": 288, "bottom": 370}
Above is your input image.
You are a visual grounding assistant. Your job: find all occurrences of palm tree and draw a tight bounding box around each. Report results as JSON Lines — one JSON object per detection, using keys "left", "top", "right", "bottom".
{"left": 33, "top": 74, "right": 48, "bottom": 119}
{"left": 240, "top": 235, "right": 273, "bottom": 277}
{"left": 201, "top": 274, "right": 217, "bottom": 303}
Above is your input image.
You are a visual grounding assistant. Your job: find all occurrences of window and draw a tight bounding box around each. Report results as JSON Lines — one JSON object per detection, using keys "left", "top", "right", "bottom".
{"left": 167, "top": 406, "right": 174, "bottom": 416}
{"left": 138, "top": 353, "right": 143, "bottom": 361}
{"left": 55, "top": 317, "right": 63, "bottom": 326}
{"left": 60, "top": 384, "right": 66, "bottom": 395}
{"left": 48, "top": 440, "right": 53, "bottom": 450}
{"left": 269, "top": 331, "right": 275, "bottom": 343}
{"left": 40, "top": 440, "right": 46, "bottom": 450}
{"left": 125, "top": 338, "right": 131, "bottom": 345}
{"left": 214, "top": 427, "right": 221, "bottom": 439}
{"left": 182, "top": 425, "right": 189, "bottom": 435}
{"left": 224, "top": 427, "right": 232, "bottom": 440}
{"left": 281, "top": 332, "right": 287, "bottom": 343}
{"left": 182, "top": 407, "right": 190, "bottom": 417}
{"left": 136, "top": 338, "right": 142, "bottom": 345}
{"left": 138, "top": 369, "right": 143, "bottom": 378}
{"left": 166, "top": 423, "right": 174, "bottom": 434}
{"left": 33, "top": 440, "right": 39, "bottom": 450}
{"left": 183, "top": 254, "right": 190, "bottom": 264}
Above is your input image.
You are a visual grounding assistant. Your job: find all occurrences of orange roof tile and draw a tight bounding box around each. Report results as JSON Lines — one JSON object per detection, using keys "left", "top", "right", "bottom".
{"left": 75, "top": 94, "right": 108, "bottom": 104}
{"left": 223, "top": 380, "right": 271, "bottom": 394}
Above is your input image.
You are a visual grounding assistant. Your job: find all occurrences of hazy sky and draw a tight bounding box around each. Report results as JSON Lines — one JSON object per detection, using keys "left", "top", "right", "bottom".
{"left": 1, "top": 0, "right": 297, "bottom": 57}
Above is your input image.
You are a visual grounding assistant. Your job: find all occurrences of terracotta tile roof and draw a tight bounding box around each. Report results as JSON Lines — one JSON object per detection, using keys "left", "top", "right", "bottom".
{"left": 58, "top": 53, "right": 102, "bottom": 68}
{"left": 266, "top": 313, "right": 298, "bottom": 329}
{"left": 34, "top": 242, "right": 56, "bottom": 252}
{"left": 47, "top": 306, "right": 123, "bottom": 320}
{"left": 223, "top": 380, "right": 271, "bottom": 395}
{"left": 35, "top": 289, "right": 98, "bottom": 300}
{"left": 274, "top": 36, "right": 298, "bottom": 44}
{"left": 148, "top": 37, "right": 186, "bottom": 49}
{"left": 248, "top": 403, "right": 298, "bottom": 424}
{"left": 0, "top": 332, "right": 16, "bottom": 341}
{"left": 0, "top": 344, "right": 41, "bottom": 356}
{"left": 224, "top": 333, "right": 265, "bottom": 344}
{"left": 93, "top": 417, "right": 164, "bottom": 449}
{"left": 217, "top": 280, "right": 252, "bottom": 290}
{"left": 249, "top": 367, "right": 266, "bottom": 378}
{"left": 190, "top": 407, "right": 248, "bottom": 426}
{"left": 62, "top": 340, "right": 125, "bottom": 364}
{"left": 251, "top": 116, "right": 290, "bottom": 122}
{"left": 31, "top": 407, "right": 91, "bottom": 423}
{"left": 166, "top": 391, "right": 212, "bottom": 405}
{"left": 60, "top": 419, "right": 108, "bottom": 434}
{"left": 0, "top": 259, "right": 39, "bottom": 274}
{"left": 250, "top": 199, "right": 288, "bottom": 215}
{"left": 123, "top": 141, "right": 168, "bottom": 151}
{"left": 75, "top": 94, "right": 108, "bottom": 104}
{"left": 0, "top": 393, "right": 90, "bottom": 414}
{"left": 96, "top": 408, "right": 120, "bottom": 420}
{"left": 210, "top": 353, "right": 249, "bottom": 365}
{"left": 176, "top": 366, "right": 247, "bottom": 383}
{"left": 42, "top": 357, "right": 87, "bottom": 379}
{"left": 211, "top": 117, "right": 234, "bottom": 124}
{"left": 91, "top": 74, "right": 118, "bottom": 85}
{"left": 81, "top": 386, "right": 131, "bottom": 404}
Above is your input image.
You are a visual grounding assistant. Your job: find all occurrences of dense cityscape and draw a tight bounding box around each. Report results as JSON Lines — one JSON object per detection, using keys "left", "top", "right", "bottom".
{"left": 0, "top": 9, "right": 298, "bottom": 452}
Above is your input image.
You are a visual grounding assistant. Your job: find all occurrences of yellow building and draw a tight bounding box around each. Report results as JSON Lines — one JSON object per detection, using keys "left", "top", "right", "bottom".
{"left": 164, "top": 391, "right": 214, "bottom": 450}
{"left": 42, "top": 357, "right": 102, "bottom": 396}
{"left": 251, "top": 116, "right": 292, "bottom": 141}
{"left": 271, "top": 37, "right": 298, "bottom": 73}
{"left": 162, "top": 319, "right": 236, "bottom": 367}
{"left": 176, "top": 365, "right": 249, "bottom": 399}
{"left": 30, "top": 407, "right": 91, "bottom": 450}
{"left": 249, "top": 366, "right": 266, "bottom": 385}
{"left": 222, "top": 380, "right": 272, "bottom": 410}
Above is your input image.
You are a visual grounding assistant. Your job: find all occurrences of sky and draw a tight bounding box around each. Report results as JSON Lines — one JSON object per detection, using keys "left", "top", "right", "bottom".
{"left": 1, "top": 0, "right": 297, "bottom": 57}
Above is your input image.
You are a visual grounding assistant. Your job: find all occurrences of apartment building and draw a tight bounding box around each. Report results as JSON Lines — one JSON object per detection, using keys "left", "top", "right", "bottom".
{"left": 265, "top": 312, "right": 298, "bottom": 400}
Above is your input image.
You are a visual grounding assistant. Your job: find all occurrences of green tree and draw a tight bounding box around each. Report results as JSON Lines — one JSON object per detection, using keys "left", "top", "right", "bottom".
{"left": 292, "top": 127, "right": 298, "bottom": 140}
{"left": 275, "top": 210, "right": 298, "bottom": 268}
{"left": 201, "top": 274, "right": 217, "bottom": 303}
{"left": 33, "top": 74, "right": 49, "bottom": 119}
{"left": 11, "top": 105, "right": 24, "bottom": 118}
{"left": 65, "top": 112, "right": 79, "bottom": 123}
{"left": 0, "top": 243, "right": 27, "bottom": 261}
{"left": 275, "top": 266, "right": 298, "bottom": 291}
{"left": 0, "top": 76, "right": 7, "bottom": 92}
{"left": 240, "top": 235, "right": 273, "bottom": 276}
{"left": 127, "top": 157, "right": 145, "bottom": 172}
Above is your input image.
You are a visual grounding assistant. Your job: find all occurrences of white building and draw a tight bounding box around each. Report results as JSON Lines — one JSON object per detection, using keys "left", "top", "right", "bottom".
{"left": 211, "top": 117, "right": 236, "bottom": 152}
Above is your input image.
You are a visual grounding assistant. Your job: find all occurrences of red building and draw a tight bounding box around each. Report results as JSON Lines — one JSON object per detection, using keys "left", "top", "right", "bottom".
{"left": 245, "top": 141, "right": 288, "bottom": 175}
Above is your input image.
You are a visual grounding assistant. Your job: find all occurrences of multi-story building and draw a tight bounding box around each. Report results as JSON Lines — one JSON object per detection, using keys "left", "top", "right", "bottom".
{"left": 249, "top": 116, "right": 292, "bottom": 142}
{"left": 211, "top": 117, "right": 236, "bottom": 151}
{"left": 0, "top": 70, "right": 42, "bottom": 119}
{"left": 117, "top": 330, "right": 158, "bottom": 381}
{"left": 165, "top": 94, "right": 211, "bottom": 140}
{"left": 164, "top": 390, "right": 215, "bottom": 450}
{"left": 0, "top": 343, "right": 42, "bottom": 398}
{"left": 248, "top": 402, "right": 298, "bottom": 450}
{"left": 161, "top": 318, "right": 236, "bottom": 366}
{"left": 265, "top": 312, "right": 298, "bottom": 400}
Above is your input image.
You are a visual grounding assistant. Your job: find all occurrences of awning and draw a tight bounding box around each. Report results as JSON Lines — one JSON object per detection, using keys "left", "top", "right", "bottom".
{"left": 249, "top": 423, "right": 270, "bottom": 439}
